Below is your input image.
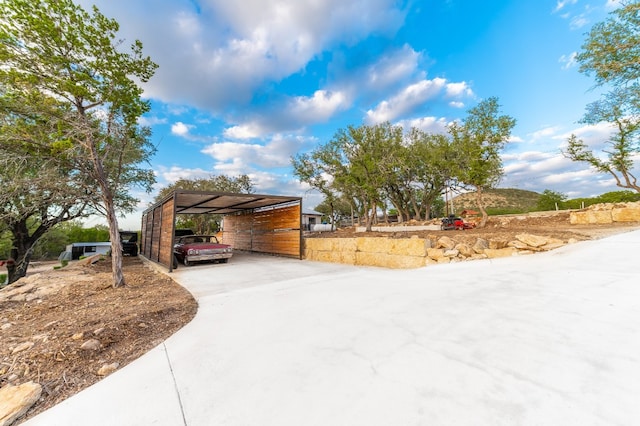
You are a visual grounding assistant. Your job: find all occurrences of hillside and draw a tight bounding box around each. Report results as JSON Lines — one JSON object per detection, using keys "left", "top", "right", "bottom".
{"left": 451, "top": 188, "right": 541, "bottom": 213}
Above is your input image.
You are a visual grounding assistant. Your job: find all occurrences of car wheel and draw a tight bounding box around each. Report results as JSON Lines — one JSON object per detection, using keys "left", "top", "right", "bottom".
{"left": 221, "top": 258, "right": 228, "bottom": 263}
{"left": 183, "top": 257, "right": 191, "bottom": 266}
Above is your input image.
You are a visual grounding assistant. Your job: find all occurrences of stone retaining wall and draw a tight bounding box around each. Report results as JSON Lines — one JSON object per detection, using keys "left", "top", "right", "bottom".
{"left": 305, "top": 202, "right": 640, "bottom": 269}
{"left": 304, "top": 233, "right": 574, "bottom": 269}
{"left": 569, "top": 201, "right": 640, "bottom": 224}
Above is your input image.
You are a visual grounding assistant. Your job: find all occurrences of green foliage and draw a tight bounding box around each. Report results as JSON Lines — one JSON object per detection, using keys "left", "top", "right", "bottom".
{"left": 576, "top": 2, "right": 640, "bottom": 86}
{"left": 567, "top": 2, "right": 640, "bottom": 193}
{"left": 449, "top": 97, "right": 516, "bottom": 226}
{"left": 536, "top": 189, "right": 568, "bottom": 211}
{"left": 0, "top": 0, "right": 157, "bottom": 286}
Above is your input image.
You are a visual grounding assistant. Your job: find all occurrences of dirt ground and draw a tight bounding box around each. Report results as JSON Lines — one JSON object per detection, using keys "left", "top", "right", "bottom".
{"left": 308, "top": 210, "right": 640, "bottom": 245}
{"left": 0, "top": 256, "right": 197, "bottom": 423}
{"left": 1, "top": 211, "right": 639, "bottom": 424}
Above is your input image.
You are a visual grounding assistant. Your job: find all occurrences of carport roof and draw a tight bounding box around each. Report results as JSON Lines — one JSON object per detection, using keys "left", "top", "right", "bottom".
{"left": 147, "top": 190, "right": 302, "bottom": 215}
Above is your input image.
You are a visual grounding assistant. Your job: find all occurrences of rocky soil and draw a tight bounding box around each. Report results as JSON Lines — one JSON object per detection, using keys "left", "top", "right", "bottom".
{"left": 0, "top": 256, "right": 197, "bottom": 425}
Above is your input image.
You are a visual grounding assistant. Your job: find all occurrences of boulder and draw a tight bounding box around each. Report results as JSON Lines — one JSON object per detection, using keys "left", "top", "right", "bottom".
{"left": 443, "top": 249, "right": 459, "bottom": 258}
{"left": 0, "top": 382, "right": 42, "bottom": 426}
{"left": 436, "top": 236, "right": 456, "bottom": 250}
{"left": 612, "top": 207, "right": 640, "bottom": 222}
{"left": 426, "top": 248, "right": 445, "bottom": 260}
{"left": 515, "top": 233, "right": 549, "bottom": 248}
{"left": 454, "top": 243, "right": 474, "bottom": 257}
{"left": 473, "top": 238, "right": 489, "bottom": 253}
{"left": 489, "top": 239, "right": 508, "bottom": 250}
{"left": 484, "top": 247, "right": 517, "bottom": 258}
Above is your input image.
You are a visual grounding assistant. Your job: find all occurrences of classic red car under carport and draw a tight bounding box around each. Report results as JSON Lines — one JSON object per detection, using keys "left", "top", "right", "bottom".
{"left": 173, "top": 235, "right": 233, "bottom": 266}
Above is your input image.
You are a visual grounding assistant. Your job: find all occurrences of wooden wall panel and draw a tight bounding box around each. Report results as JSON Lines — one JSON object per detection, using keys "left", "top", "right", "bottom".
{"left": 221, "top": 204, "right": 301, "bottom": 258}
{"left": 159, "top": 199, "right": 175, "bottom": 267}
{"left": 150, "top": 207, "right": 162, "bottom": 262}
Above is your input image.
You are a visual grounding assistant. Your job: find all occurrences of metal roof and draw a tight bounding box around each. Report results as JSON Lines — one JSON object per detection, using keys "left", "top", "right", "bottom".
{"left": 146, "top": 190, "right": 302, "bottom": 215}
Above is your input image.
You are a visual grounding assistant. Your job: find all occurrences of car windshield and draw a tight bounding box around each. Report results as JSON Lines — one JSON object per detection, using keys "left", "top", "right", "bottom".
{"left": 180, "top": 235, "right": 218, "bottom": 244}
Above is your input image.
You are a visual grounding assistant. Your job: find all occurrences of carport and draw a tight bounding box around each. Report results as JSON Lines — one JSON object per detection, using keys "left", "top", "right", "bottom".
{"left": 140, "top": 190, "right": 302, "bottom": 271}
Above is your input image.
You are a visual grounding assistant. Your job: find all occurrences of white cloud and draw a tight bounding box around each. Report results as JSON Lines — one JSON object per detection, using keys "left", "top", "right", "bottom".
{"left": 366, "top": 45, "right": 422, "bottom": 90}
{"left": 171, "top": 122, "right": 193, "bottom": 137}
{"left": 223, "top": 124, "right": 264, "bottom": 140}
{"left": 288, "top": 90, "right": 349, "bottom": 122}
{"left": 559, "top": 52, "right": 578, "bottom": 70}
{"left": 397, "top": 116, "right": 450, "bottom": 134}
{"left": 554, "top": 0, "right": 577, "bottom": 13}
{"left": 445, "top": 81, "right": 473, "bottom": 98}
{"left": 139, "top": 116, "right": 167, "bottom": 127}
{"left": 155, "top": 165, "right": 213, "bottom": 183}
{"left": 365, "top": 78, "right": 447, "bottom": 123}
{"left": 570, "top": 15, "right": 589, "bottom": 29}
{"left": 202, "top": 134, "right": 309, "bottom": 169}
{"left": 528, "top": 126, "right": 562, "bottom": 141}
{"left": 84, "top": 0, "right": 407, "bottom": 114}
{"left": 605, "top": 0, "right": 622, "bottom": 10}
{"left": 449, "top": 101, "right": 465, "bottom": 108}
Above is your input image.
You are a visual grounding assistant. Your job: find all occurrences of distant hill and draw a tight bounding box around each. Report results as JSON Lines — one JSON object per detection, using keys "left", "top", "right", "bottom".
{"left": 451, "top": 188, "right": 541, "bottom": 214}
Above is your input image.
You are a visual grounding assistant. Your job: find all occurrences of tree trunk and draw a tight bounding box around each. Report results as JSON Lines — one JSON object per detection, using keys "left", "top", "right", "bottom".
{"left": 8, "top": 220, "right": 43, "bottom": 284}
{"left": 105, "top": 196, "right": 125, "bottom": 288}
{"left": 475, "top": 186, "right": 489, "bottom": 228}
{"left": 365, "top": 200, "right": 375, "bottom": 232}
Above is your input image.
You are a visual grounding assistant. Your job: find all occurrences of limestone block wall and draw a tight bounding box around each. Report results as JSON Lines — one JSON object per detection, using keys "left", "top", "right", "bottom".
{"left": 570, "top": 201, "right": 640, "bottom": 224}
{"left": 304, "top": 233, "right": 575, "bottom": 269}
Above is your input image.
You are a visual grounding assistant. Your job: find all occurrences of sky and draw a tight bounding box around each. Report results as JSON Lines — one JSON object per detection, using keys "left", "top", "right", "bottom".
{"left": 76, "top": 0, "right": 633, "bottom": 230}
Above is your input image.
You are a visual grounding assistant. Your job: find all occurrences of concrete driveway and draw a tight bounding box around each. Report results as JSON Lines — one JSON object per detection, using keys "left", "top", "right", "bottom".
{"left": 24, "top": 230, "right": 640, "bottom": 425}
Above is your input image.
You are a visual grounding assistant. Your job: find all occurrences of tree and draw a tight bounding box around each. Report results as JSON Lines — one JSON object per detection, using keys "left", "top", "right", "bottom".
{"left": 155, "top": 175, "right": 254, "bottom": 234}
{"left": 566, "top": 2, "right": 640, "bottom": 193}
{"left": 0, "top": 0, "right": 157, "bottom": 287}
{"left": 564, "top": 89, "right": 640, "bottom": 193}
{"left": 292, "top": 152, "right": 341, "bottom": 231}
{"left": 576, "top": 1, "right": 640, "bottom": 87}
{"left": 405, "top": 129, "right": 460, "bottom": 220}
{"left": 0, "top": 100, "right": 94, "bottom": 282}
{"left": 537, "top": 189, "right": 567, "bottom": 211}
{"left": 449, "top": 97, "right": 516, "bottom": 227}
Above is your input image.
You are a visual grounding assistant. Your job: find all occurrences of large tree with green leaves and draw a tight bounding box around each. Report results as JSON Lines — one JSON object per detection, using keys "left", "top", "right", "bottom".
{"left": 0, "top": 0, "right": 157, "bottom": 287}
{"left": 449, "top": 97, "right": 516, "bottom": 227}
{"left": 564, "top": 2, "right": 640, "bottom": 193}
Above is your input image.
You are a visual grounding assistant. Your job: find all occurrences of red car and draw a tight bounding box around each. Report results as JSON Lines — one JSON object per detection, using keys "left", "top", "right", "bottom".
{"left": 173, "top": 235, "right": 233, "bottom": 266}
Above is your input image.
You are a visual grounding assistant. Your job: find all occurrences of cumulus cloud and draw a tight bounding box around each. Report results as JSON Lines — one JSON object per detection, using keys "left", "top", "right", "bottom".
{"left": 288, "top": 90, "right": 350, "bottom": 123}
{"left": 445, "top": 82, "right": 473, "bottom": 98}
{"left": 155, "top": 165, "right": 213, "bottom": 183}
{"left": 397, "top": 116, "right": 450, "bottom": 134}
{"left": 365, "top": 45, "right": 422, "bottom": 90}
{"left": 365, "top": 78, "right": 447, "bottom": 123}
{"left": 202, "top": 134, "right": 310, "bottom": 169}
{"left": 171, "top": 122, "right": 193, "bottom": 137}
{"left": 83, "top": 0, "right": 407, "bottom": 114}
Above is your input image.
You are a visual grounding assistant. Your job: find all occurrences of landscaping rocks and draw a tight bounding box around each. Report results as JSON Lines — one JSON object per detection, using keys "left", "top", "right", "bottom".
{"left": 0, "top": 382, "right": 42, "bottom": 426}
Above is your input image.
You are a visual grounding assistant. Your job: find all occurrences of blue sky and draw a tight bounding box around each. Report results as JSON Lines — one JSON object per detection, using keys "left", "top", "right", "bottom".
{"left": 78, "top": 0, "right": 631, "bottom": 229}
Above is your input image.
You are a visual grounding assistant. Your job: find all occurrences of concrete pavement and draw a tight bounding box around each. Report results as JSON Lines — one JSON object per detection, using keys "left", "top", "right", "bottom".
{"left": 23, "top": 229, "right": 640, "bottom": 425}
